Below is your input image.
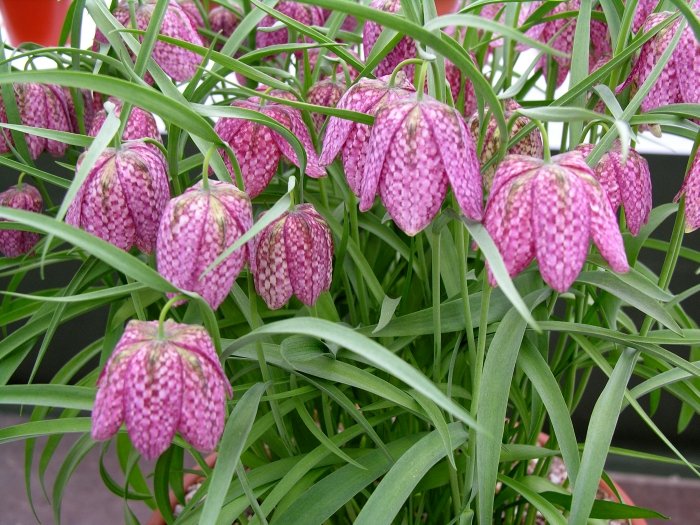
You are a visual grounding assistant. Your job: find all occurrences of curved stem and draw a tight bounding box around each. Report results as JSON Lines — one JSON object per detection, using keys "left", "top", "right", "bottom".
{"left": 531, "top": 119, "right": 551, "bottom": 162}
{"left": 388, "top": 58, "right": 425, "bottom": 87}
{"left": 157, "top": 294, "right": 187, "bottom": 339}
{"left": 415, "top": 62, "right": 429, "bottom": 100}
{"left": 202, "top": 145, "right": 218, "bottom": 190}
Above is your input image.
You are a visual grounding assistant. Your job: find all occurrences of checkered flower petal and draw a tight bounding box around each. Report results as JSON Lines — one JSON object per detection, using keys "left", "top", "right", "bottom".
{"left": 66, "top": 142, "right": 169, "bottom": 253}
{"left": 252, "top": 204, "right": 333, "bottom": 309}
{"left": 175, "top": 0, "right": 204, "bottom": 29}
{"left": 90, "top": 98, "right": 161, "bottom": 142}
{"left": 361, "top": 96, "right": 483, "bottom": 235}
{"left": 255, "top": 2, "right": 325, "bottom": 55}
{"left": 484, "top": 152, "right": 629, "bottom": 292}
{"left": 363, "top": 0, "right": 416, "bottom": 76}
{"left": 209, "top": 5, "right": 241, "bottom": 37}
{"left": 92, "top": 320, "right": 231, "bottom": 460}
{"left": 307, "top": 79, "right": 346, "bottom": 130}
{"left": 156, "top": 180, "right": 252, "bottom": 309}
{"left": 677, "top": 153, "right": 700, "bottom": 232}
{"left": 264, "top": 105, "right": 325, "bottom": 178}
{"left": 0, "top": 183, "right": 43, "bottom": 257}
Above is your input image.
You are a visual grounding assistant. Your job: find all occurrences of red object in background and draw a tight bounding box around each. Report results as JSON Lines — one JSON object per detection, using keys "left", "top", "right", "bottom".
{"left": 435, "top": 0, "right": 460, "bottom": 15}
{"left": 0, "top": 0, "right": 71, "bottom": 47}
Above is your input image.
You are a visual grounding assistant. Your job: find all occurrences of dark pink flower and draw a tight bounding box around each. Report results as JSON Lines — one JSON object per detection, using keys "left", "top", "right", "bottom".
{"left": 66, "top": 142, "right": 170, "bottom": 253}
{"left": 209, "top": 5, "right": 241, "bottom": 38}
{"left": 255, "top": 2, "right": 325, "bottom": 56}
{"left": 576, "top": 141, "right": 652, "bottom": 236}
{"left": 633, "top": 0, "right": 659, "bottom": 33}
{"left": 300, "top": 49, "right": 361, "bottom": 84}
{"left": 320, "top": 73, "right": 415, "bottom": 197}
{"left": 483, "top": 152, "right": 629, "bottom": 292}
{"left": 64, "top": 88, "right": 96, "bottom": 135}
{"left": 0, "top": 83, "right": 72, "bottom": 159}
{"left": 214, "top": 97, "right": 325, "bottom": 198}
{"left": 359, "top": 95, "right": 483, "bottom": 236}
{"left": 108, "top": 0, "right": 204, "bottom": 81}
{"left": 363, "top": 0, "right": 416, "bottom": 77}
{"left": 468, "top": 100, "right": 544, "bottom": 191}
{"left": 321, "top": 8, "right": 357, "bottom": 32}
{"left": 618, "top": 9, "right": 699, "bottom": 113}
{"left": 251, "top": 204, "right": 333, "bottom": 309}
{"left": 307, "top": 79, "right": 346, "bottom": 130}
{"left": 156, "top": 180, "right": 252, "bottom": 309}
{"left": 0, "top": 183, "right": 42, "bottom": 257}
{"left": 175, "top": 0, "right": 204, "bottom": 30}
{"left": 90, "top": 98, "right": 161, "bottom": 142}
{"left": 91, "top": 319, "right": 231, "bottom": 460}
{"left": 675, "top": 152, "right": 700, "bottom": 232}
{"left": 445, "top": 60, "right": 477, "bottom": 115}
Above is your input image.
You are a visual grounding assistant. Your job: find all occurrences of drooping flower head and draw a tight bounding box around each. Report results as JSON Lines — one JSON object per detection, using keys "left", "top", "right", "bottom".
{"left": 307, "top": 79, "right": 346, "bottom": 130}
{"left": 156, "top": 180, "right": 253, "bottom": 309}
{"left": 66, "top": 142, "right": 170, "bottom": 253}
{"left": 89, "top": 98, "right": 161, "bottom": 142}
{"left": 321, "top": 7, "right": 358, "bottom": 32}
{"left": 251, "top": 204, "right": 333, "bottom": 309}
{"left": 483, "top": 152, "right": 629, "bottom": 292}
{"left": 618, "top": 8, "right": 699, "bottom": 114}
{"left": 91, "top": 319, "right": 232, "bottom": 460}
{"left": 363, "top": 0, "right": 416, "bottom": 77}
{"left": 320, "top": 73, "right": 415, "bottom": 196}
{"left": 0, "top": 182, "right": 43, "bottom": 257}
{"left": 214, "top": 96, "right": 325, "bottom": 198}
{"left": 633, "top": 0, "right": 659, "bottom": 33}
{"left": 209, "top": 4, "right": 242, "bottom": 38}
{"left": 359, "top": 95, "right": 483, "bottom": 236}
{"left": 105, "top": 0, "right": 204, "bottom": 81}
{"left": 175, "top": 0, "right": 204, "bottom": 30}
{"left": 576, "top": 141, "right": 652, "bottom": 236}
{"left": 0, "top": 83, "right": 72, "bottom": 159}
{"left": 64, "top": 88, "right": 96, "bottom": 135}
{"left": 468, "top": 100, "right": 544, "bottom": 191}
{"left": 255, "top": 2, "right": 325, "bottom": 56}
{"left": 524, "top": 1, "right": 612, "bottom": 87}
{"left": 675, "top": 152, "right": 700, "bottom": 232}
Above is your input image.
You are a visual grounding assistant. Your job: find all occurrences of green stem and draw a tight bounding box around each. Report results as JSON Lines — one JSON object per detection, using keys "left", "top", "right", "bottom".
{"left": 388, "top": 58, "right": 425, "bottom": 86}
{"left": 201, "top": 145, "right": 218, "bottom": 190}
{"left": 456, "top": 218, "right": 476, "bottom": 362}
{"left": 348, "top": 196, "right": 370, "bottom": 325}
{"left": 157, "top": 295, "right": 186, "bottom": 339}
{"left": 532, "top": 119, "right": 551, "bottom": 162}
{"left": 432, "top": 228, "right": 442, "bottom": 383}
{"left": 415, "top": 62, "right": 429, "bottom": 100}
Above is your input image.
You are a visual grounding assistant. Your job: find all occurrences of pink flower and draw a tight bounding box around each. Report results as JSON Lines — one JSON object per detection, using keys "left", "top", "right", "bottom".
{"left": 0, "top": 183, "right": 43, "bottom": 257}
{"left": 576, "top": 141, "right": 652, "bottom": 236}
{"left": 359, "top": 95, "right": 483, "bottom": 236}
{"left": 66, "top": 142, "right": 170, "bottom": 253}
{"left": 214, "top": 97, "right": 325, "bottom": 198}
{"left": 468, "top": 100, "right": 544, "bottom": 191}
{"left": 307, "top": 79, "right": 346, "bottom": 130}
{"left": 524, "top": 1, "right": 612, "bottom": 87}
{"left": 108, "top": 0, "right": 204, "bottom": 81}
{"left": 251, "top": 204, "right": 333, "bottom": 309}
{"left": 320, "top": 73, "right": 415, "bottom": 197}
{"left": 633, "top": 0, "right": 659, "bottom": 33}
{"left": 89, "top": 98, "right": 161, "bottom": 142}
{"left": 209, "top": 5, "right": 241, "bottom": 38}
{"left": 676, "top": 152, "right": 700, "bottom": 232}
{"left": 175, "top": 0, "right": 204, "bottom": 30}
{"left": 64, "top": 88, "right": 96, "bottom": 135}
{"left": 299, "top": 49, "right": 361, "bottom": 84}
{"left": 363, "top": 0, "right": 416, "bottom": 77}
{"left": 321, "top": 8, "right": 357, "bottom": 32}
{"left": 445, "top": 60, "right": 477, "bottom": 116}
{"left": 0, "top": 83, "right": 72, "bottom": 159}
{"left": 91, "top": 319, "right": 231, "bottom": 460}
{"left": 483, "top": 152, "right": 629, "bottom": 292}
{"left": 618, "top": 8, "right": 699, "bottom": 113}
{"left": 255, "top": 2, "right": 325, "bottom": 56}
{"left": 156, "top": 180, "right": 252, "bottom": 309}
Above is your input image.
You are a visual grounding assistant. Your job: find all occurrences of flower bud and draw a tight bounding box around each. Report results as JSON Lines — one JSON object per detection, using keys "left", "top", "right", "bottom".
{"left": 0, "top": 183, "right": 43, "bottom": 257}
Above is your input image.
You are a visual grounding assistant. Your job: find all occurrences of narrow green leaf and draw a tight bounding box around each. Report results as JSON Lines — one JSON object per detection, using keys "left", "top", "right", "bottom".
{"left": 0, "top": 385, "right": 94, "bottom": 410}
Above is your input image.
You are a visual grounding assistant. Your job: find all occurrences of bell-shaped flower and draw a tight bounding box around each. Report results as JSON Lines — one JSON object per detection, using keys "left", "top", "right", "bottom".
{"left": 0, "top": 182, "right": 43, "bottom": 257}
{"left": 255, "top": 2, "right": 325, "bottom": 55}
{"left": 251, "top": 204, "right": 333, "bottom": 309}
{"left": 214, "top": 97, "right": 325, "bottom": 198}
{"left": 66, "top": 142, "right": 170, "bottom": 253}
{"left": 321, "top": 8, "right": 358, "bottom": 32}
{"left": 209, "top": 5, "right": 241, "bottom": 38}
{"left": 0, "top": 83, "right": 72, "bottom": 159}
{"left": 359, "top": 95, "right": 483, "bottom": 236}
{"left": 89, "top": 98, "right": 161, "bottom": 142}
{"left": 64, "top": 88, "right": 96, "bottom": 135}
{"left": 363, "top": 0, "right": 416, "bottom": 77}
{"left": 675, "top": 152, "right": 700, "bottom": 232}
{"left": 320, "top": 73, "right": 415, "bottom": 196}
{"left": 307, "top": 79, "right": 346, "bottom": 130}
{"left": 618, "top": 8, "right": 699, "bottom": 113}
{"left": 576, "top": 141, "right": 652, "bottom": 236}
{"left": 108, "top": 0, "right": 204, "bottom": 81}
{"left": 175, "top": 0, "right": 204, "bottom": 30}
{"left": 483, "top": 152, "right": 629, "bottom": 292}
{"left": 91, "top": 319, "right": 231, "bottom": 460}
{"left": 468, "top": 100, "right": 544, "bottom": 191}
{"left": 156, "top": 180, "right": 253, "bottom": 309}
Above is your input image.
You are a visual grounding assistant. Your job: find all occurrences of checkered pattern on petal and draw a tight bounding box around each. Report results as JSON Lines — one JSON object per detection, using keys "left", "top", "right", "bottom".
{"left": 255, "top": 2, "right": 325, "bottom": 56}
{"left": 265, "top": 105, "right": 325, "bottom": 178}
{"left": 677, "top": 154, "right": 700, "bottom": 232}
{"left": 90, "top": 98, "right": 161, "bottom": 142}
{"left": 209, "top": 5, "right": 241, "bottom": 37}
{"left": 254, "top": 218, "right": 293, "bottom": 309}
{"left": 0, "top": 183, "right": 43, "bottom": 257}
{"left": 307, "top": 80, "right": 346, "bottom": 130}
{"left": 363, "top": 0, "right": 417, "bottom": 76}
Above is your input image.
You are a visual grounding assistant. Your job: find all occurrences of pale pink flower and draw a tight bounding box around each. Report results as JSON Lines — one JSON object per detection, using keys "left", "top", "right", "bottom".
{"left": 251, "top": 204, "right": 333, "bottom": 309}
{"left": 91, "top": 319, "right": 231, "bottom": 460}
{"left": 209, "top": 5, "right": 241, "bottom": 38}
{"left": 255, "top": 2, "right": 325, "bottom": 56}
{"left": 0, "top": 83, "right": 72, "bottom": 159}
{"left": 320, "top": 73, "right": 415, "bottom": 196}
{"left": 359, "top": 95, "right": 483, "bottom": 236}
{"left": 66, "top": 142, "right": 170, "bottom": 253}
{"left": 363, "top": 0, "right": 416, "bottom": 77}
{"left": 0, "top": 183, "right": 42, "bottom": 257}
{"left": 468, "top": 100, "right": 544, "bottom": 191}
{"left": 175, "top": 0, "right": 204, "bottom": 30}
{"left": 307, "top": 79, "right": 346, "bottom": 130}
{"left": 675, "top": 152, "right": 700, "bottom": 232}
{"left": 576, "top": 141, "right": 652, "bottom": 236}
{"left": 156, "top": 180, "right": 252, "bottom": 309}
{"left": 483, "top": 152, "right": 629, "bottom": 292}
{"left": 89, "top": 98, "right": 161, "bottom": 142}
{"left": 214, "top": 97, "right": 325, "bottom": 198}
